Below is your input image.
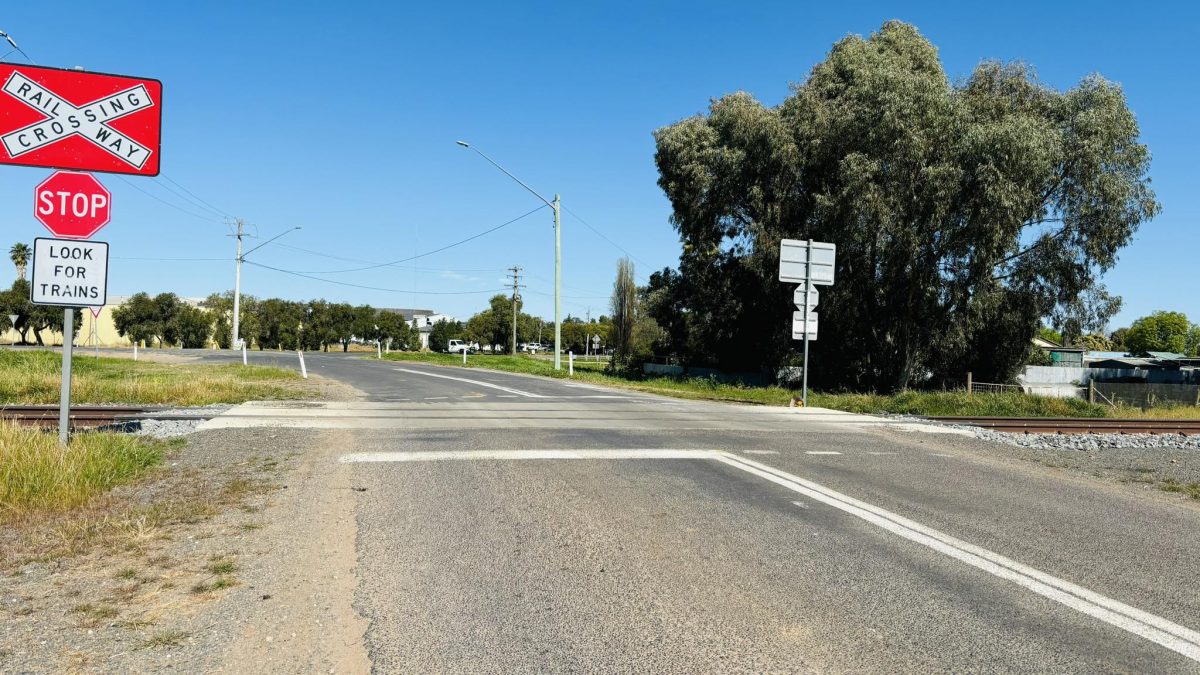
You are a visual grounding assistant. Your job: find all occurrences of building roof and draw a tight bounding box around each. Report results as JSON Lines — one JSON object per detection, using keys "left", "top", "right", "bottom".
{"left": 1146, "top": 351, "right": 1188, "bottom": 360}
{"left": 1085, "top": 351, "right": 1132, "bottom": 360}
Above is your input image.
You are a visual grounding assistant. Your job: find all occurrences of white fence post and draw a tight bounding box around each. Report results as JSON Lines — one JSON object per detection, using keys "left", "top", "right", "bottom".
{"left": 133, "top": 342, "right": 138, "bottom": 361}
{"left": 569, "top": 351, "right": 574, "bottom": 376}
{"left": 242, "top": 343, "right": 247, "bottom": 365}
{"left": 297, "top": 350, "right": 308, "bottom": 379}
{"left": 462, "top": 348, "right": 467, "bottom": 366}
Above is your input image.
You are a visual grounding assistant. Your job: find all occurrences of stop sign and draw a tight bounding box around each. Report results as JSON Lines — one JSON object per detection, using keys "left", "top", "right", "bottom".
{"left": 34, "top": 170, "right": 112, "bottom": 239}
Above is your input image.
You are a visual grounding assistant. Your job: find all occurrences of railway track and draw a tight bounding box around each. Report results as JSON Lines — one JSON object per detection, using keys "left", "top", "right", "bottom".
{"left": 927, "top": 416, "right": 1200, "bottom": 435}
{"left": 0, "top": 405, "right": 212, "bottom": 429}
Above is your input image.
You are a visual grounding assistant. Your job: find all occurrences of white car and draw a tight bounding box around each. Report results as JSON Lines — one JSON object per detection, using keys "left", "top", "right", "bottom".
{"left": 446, "top": 340, "right": 471, "bottom": 354}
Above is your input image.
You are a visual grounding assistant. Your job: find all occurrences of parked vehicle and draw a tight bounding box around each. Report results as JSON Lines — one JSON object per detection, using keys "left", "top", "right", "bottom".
{"left": 522, "top": 343, "right": 542, "bottom": 353}
{"left": 446, "top": 339, "right": 471, "bottom": 354}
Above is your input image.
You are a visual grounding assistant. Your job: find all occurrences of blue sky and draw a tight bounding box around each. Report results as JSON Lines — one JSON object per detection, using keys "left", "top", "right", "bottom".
{"left": 1, "top": 1, "right": 1195, "bottom": 329}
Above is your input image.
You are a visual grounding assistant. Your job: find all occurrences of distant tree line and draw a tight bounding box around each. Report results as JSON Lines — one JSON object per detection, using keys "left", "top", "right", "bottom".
{"left": 111, "top": 292, "right": 423, "bottom": 352}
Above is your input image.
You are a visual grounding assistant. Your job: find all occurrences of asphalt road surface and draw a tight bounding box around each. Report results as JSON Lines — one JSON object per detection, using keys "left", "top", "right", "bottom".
{"left": 183, "top": 350, "right": 1200, "bottom": 672}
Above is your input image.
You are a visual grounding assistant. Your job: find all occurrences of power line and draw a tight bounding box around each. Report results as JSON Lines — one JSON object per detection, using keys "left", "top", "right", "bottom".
{"left": 114, "top": 175, "right": 223, "bottom": 224}
{"left": 283, "top": 205, "right": 548, "bottom": 274}
{"left": 266, "top": 242, "right": 506, "bottom": 273}
{"left": 160, "top": 175, "right": 235, "bottom": 219}
{"left": 563, "top": 206, "right": 652, "bottom": 270}
{"left": 113, "top": 256, "right": 227, "bottom": 261}
{"left": 245, "top": 260, "right": 506, "bottom": 295}
{"left": 149, "top": 176, "right": 229, "bottom": 220}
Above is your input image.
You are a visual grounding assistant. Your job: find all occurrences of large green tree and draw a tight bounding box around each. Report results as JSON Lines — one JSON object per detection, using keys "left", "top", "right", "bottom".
{"left": 1124, "top": 311, "right": 1190, "bottom": 355}
{"left": 653, "top": 21, "right": 1159, "bottom": 390}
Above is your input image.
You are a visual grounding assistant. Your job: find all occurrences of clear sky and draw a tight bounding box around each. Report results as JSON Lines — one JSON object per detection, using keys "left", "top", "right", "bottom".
{"left": 1, "top": 1, "right": 1195, "bottom": 329}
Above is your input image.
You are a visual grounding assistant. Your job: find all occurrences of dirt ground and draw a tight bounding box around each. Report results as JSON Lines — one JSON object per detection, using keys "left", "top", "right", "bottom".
{"left": 1, "top": 400, "right": 369, "bottom": 673}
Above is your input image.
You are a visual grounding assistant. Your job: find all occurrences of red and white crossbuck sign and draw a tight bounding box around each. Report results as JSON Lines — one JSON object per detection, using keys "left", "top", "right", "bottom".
{"left": 0, "top": 64, "right": 162, "bottom": 176}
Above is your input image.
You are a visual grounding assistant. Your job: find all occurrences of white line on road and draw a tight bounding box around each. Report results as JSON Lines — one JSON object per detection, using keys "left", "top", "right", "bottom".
{"left": 805, "top": 451, "right": 842, "bottom": 455}
{"left": 424, "top": 397, "right": 449, "bottom": 400}
{"left": 394, "top": 368, "right": 546, "bottom": 398}
{"left": 338, "top": 445, "right": 1200, "bottom": 661}
{"left": 340, "top": 449, "right": 721, "bottom": 463}
{"left": 714, "top": 453, "right": 1200, "bottom": 663}
{"left": 791, "top": 500, "right": 809, "bottom": 509}
{"left": 743, "top": 450, "right": 779, "bottom": 455}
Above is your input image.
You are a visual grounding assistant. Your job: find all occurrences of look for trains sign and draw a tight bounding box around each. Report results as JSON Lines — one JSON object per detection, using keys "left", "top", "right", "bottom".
{"left": 0, "top": 63, "right": 162, "bottom": 176}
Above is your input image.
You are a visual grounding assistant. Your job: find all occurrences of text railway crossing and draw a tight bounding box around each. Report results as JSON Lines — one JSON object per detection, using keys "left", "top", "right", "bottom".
{"left": 1, "top": 71, "right": 154, "bottom": 169}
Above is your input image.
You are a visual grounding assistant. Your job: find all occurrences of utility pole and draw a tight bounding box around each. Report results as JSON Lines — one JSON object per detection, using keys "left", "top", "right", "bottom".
{"left": 507, "top": 265, "right": 524, "bottom": 355}
{"left": 454, "top": 142, "right": 563, "bottom": 370}
{"left": 229, "top": 219, "right": 245, "bottom": 350}
{"left": 227, "top": 221, "right": 301, "bottom": 352}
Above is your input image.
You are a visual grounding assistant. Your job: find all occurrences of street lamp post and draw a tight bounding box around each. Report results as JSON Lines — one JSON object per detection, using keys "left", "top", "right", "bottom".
{"left": 457, "top": 141, "right": 563, "bottom": 370}
{"left": 230, "top": 224, "right": 301, "bottom": 350}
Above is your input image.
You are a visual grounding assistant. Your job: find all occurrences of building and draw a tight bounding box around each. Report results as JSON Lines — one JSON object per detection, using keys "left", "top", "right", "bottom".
{"left": 381, "top": 308, "right": 456, "bottom": 350}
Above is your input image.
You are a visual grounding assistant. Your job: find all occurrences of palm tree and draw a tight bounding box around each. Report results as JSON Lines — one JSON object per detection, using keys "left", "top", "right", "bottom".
{"left": 9, "top": 242, "right": 30, "bottom": 280}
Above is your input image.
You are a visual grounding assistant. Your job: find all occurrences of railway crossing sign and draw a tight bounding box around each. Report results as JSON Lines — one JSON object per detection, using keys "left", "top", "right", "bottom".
{"left": 34, "top": 170, "right": 112, "bottom": 239}
{"left": 0, "top": 63, "right": 163, "bottom": 176}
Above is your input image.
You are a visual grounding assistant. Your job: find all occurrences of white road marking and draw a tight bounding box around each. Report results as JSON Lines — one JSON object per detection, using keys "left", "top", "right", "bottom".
{"left": 805, "top": 451, "right": 842, "bottom": 455}
{"left": 743, "top": 450, "right": 779, "bottom": 455}
{"left": 424, "top": 397, "right": 449, "bottom": 400}
{"left": 394, "top": 368, "right": 545, "bottom": 398}
{"left": 714, "top": 453, "right": 1200, "bottom": 663}
{"left": 340, "top": 445, "right": 1200, "bottom": 661}
{"left": 341, "top": 449, "right": 721, "bottom": 463}
{"left": 930, "top": 453, "right": 956, "bottom": 458}
{"left": 791, "top": 500, "right": 809, "bottom": 509}
{"left": 497, "top": 395, "right": 519, "bottom": 398}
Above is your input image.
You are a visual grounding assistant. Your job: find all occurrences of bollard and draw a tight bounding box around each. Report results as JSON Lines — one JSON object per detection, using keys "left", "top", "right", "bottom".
{"left": 133, "top": 343, "right": 138, "bottom": 361}
{"left": 297, "top": 350, "right": 308, "bottom": 379}
{"left": 377, "top": 341, "right": 382, "bottom": 359}
{"left": 462, "top": 348, "right": 467, "bottom": 366}
{"left": 569, "top": 351, "right": 574, "bottom": 376}
{"left": 242, "top": 343, "right": 247, "bottom": 365}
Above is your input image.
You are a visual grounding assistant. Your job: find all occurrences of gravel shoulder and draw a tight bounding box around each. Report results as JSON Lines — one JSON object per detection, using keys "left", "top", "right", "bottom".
{"left": 887, "top": 421, "right": 1200, "bottom": 505}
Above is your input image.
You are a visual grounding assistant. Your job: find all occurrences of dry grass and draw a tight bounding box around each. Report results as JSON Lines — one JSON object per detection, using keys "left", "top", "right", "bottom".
{"left": 0, "top": 423, "right": 172, "bottom": 523}
{"left": 0, "top": 350, "right": 309, "bottom": 406}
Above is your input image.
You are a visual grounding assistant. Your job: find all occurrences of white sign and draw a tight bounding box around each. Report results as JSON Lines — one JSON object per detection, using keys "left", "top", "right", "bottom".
{"left": 30, "top": 237, "right": 109, "bottom": 306}
{"left": 793, "top": 285, "right": 819, "bottom": 311}
{"left": 792, "top": 311, "right": 818, "bottom": 340}
{"left": 779, "top": 239, "right": 836, "bottom": 284}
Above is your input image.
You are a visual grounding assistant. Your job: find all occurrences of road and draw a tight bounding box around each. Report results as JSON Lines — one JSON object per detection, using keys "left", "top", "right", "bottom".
{"left": 183, "top": 350, "right": 1200, "bottom": 672}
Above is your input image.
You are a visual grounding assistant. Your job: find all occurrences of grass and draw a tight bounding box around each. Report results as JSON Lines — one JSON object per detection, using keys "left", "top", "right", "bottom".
{"left": 0, "top": 423, "right": 172, "bottom": 523}
{"left": 380, "top": 351, "right": 1200, "bottom": 419}
{"left": 139, "top": 630, "right": 188, "bottom": 649}
{"left": 1160, "top": 478, "right": 1200, "bottom": 500}
{"left": 0, "top": 349, "right": 308, "bottom": 406}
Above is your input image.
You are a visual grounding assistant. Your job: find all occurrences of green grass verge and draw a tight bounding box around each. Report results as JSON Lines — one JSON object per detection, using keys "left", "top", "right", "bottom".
{"left": 379, "top": 351, "right": 1200, "bottom": 418}
{"left": 0, "top": 423, "right": 174, "bottom": 522}
{"left": 0, "top": 350, "right": 308, "bottom": 406}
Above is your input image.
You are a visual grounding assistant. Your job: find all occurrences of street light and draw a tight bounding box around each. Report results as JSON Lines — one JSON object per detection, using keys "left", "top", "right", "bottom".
{"left": 456, "top": 141, "right": 563, "bottom": 370}
{"left": 231, "top": 224, "right": 301, "bottom": 350}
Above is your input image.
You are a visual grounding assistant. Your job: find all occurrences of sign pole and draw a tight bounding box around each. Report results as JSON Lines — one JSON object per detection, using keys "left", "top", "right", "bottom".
{"left": 59, "top": 307, "right": 74, "bottom": 446}
{"left": 802, "top": 239, "right": 812, "bottom": 407}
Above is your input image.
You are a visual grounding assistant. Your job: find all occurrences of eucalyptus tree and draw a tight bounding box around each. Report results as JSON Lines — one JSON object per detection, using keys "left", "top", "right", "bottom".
{"left": 653, "top": 20, "right": 1159, "bottom": 390}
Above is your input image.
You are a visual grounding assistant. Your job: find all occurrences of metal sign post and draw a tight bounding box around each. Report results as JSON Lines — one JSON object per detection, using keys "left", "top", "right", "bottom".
{"left": 802, "top": 240, "right": 811, "bottom": 406}
{"left": 780, "top": 239, "right": 836, "bottom": 407}
{"left": 58, "top": 307, "right": 74, "bottom": 446}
